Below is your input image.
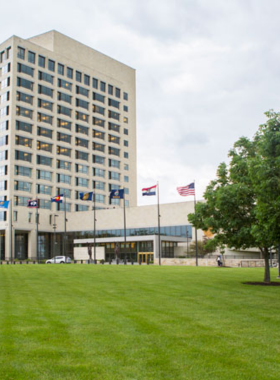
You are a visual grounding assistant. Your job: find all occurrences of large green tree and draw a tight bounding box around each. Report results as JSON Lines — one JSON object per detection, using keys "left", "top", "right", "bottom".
{"left": 189, "top": 111, "right": 280, "bottom": 283}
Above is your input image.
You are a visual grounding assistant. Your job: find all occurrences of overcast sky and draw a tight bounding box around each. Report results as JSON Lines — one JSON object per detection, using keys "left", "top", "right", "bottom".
{"left": 2, "top": 0, "right": 280, "bottom": 205}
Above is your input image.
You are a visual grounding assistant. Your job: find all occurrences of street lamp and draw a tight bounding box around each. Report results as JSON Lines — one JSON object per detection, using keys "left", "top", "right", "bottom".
{"left": 53, "top": 214, "right": 58, "bottom": 260}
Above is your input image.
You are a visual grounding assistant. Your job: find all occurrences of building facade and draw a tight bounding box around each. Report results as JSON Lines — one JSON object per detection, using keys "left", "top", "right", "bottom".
{"left": 0, "top": 31, "right": 138, "bottom": 260}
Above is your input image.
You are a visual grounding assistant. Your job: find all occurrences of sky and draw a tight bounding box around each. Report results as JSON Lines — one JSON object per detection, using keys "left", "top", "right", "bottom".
{"left": 2, "top": 0, "right": 280, "bottom": 206}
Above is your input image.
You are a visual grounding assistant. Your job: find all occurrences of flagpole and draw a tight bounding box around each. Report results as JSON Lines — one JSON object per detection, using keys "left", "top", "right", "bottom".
{"left": 63, "top": 195, "right": 67, "bottom": 257}
{"left": 36, "top": 199, "right": 39, "bottom": 262}
{"left": 157, "top": 182, "right": 161, "bottom": 266}
{"left": 123, "top": 190, "right": 127, "bottom": 262}
{"left": 93, "top": 192, "right": 96, "bottom": 263}
{"left": 194, "top": 180, "right": 198, "bottom": 267}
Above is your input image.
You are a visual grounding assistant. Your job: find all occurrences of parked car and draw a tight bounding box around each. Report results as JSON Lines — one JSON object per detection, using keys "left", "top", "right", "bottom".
{"left": 46, "top": 256, "right": 71, "bottom": 264}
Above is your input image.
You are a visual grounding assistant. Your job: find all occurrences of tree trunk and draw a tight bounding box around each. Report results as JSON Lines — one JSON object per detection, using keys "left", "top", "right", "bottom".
{"left": 262, "top": 247, "right": 271, "bottom": 283}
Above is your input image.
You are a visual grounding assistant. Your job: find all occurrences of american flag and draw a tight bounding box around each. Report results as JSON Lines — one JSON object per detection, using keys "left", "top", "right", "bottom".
{"left": 177, "top": 182, "right": 195, "bottom": 196}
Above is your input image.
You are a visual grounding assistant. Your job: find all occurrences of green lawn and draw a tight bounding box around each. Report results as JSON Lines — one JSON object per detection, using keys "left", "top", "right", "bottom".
{"left": 0, "top": 265, "right": 280, "bottom": 380}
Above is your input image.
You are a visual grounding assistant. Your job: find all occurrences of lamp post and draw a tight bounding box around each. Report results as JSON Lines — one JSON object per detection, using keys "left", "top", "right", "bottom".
{"left": 53, "top": 214, "right": 58, "bottom": 260}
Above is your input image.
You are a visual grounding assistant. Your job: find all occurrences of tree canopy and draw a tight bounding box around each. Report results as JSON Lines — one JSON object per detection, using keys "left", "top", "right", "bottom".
{"left": 188, "top": 110, "right": 280, "bottom": 283}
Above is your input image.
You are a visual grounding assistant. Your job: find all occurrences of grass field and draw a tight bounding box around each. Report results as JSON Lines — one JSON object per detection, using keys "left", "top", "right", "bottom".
{"left": 0, "top": 265, "right": 280, "bottom": 380}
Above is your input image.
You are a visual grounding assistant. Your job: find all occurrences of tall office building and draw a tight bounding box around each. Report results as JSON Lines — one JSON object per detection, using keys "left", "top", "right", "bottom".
{"left": 0, "top": 31, "right": 137, "bottom": 259}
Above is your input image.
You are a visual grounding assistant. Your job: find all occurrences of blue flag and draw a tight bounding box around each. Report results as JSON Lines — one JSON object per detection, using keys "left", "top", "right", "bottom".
{"left": 27, "top": 199, "right": 38, "bottom": 208}
{"left": 51, "top": 194, "right": 64, "bottom": 203}
{"left": 110, "top": 189, "right": 124, "bottom": 199}
{"left": 0, "top": 200, "right": 9, "bottom": 209}
{"left": 79, "top": 192, "right": 93, "bottom": 201}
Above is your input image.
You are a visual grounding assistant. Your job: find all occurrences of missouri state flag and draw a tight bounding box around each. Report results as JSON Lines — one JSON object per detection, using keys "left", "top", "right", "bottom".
{"left": 79, "top": 192, "right": 93, "bottom": 201}
{"left": 51, "top": 194, "right": 64, "bottom": 203}
{"left": 142, "top": 185, "right": 157, "bottom": 196}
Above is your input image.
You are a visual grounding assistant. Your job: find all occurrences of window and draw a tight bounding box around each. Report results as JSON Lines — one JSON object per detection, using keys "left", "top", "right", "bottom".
{"left": 48, "top": 59, "right": 55, "bottom": 72}
{"left": 124, "top": 176, "right": 129, "bottom": 183}
{"left": 75, "top": 150, "right": 88, "bottom": 161}
{"left": 16, "top": 135, "right": 32, "bottom": 148}
{"left": 57, "top": 146, "right": 71, "bottom": 157}
{"left": 13, "top": 211, "right": 18, "bottom": 222}
{"left": 16, "top": 106, "right": 32, "bottom": 119}
{"left": 0, "top": 106, "right": 8, "bottom": 117}
{"left": 16, "top": 121, "right": 32, "bottom": 133}
{"left": 109, "top": 147, "right": 120, "bottom": 156}
{"left": 38, "top": 71, "right": 53, "bottom": 84}
{"left": 17, "top": 92, "right": 33, "bottom": 105}
{"left": 76, "top": 86, "right": 89, "bottom": 97}
{"left": 58, "top": 119, "right": 71, "bottom": 131}
{"left": 124, "top": 140, "right": 129, "bottom": 147}
{"left": 75, "top": 164, "right": 88, "bottom": 174}
{"left": 124, "top": 92, "right": 128, "bottom": 101}
{"left": 124, "top": 152, "right": 129, "bottom": 159}
{"left": 67, "top": 67, "right": 73, "bottom": 79}
{"left": 58, "top": 79, "right": 72, "bottom": 91}
{"left": 76, "top": 204, "right": 89, "bottom": 212}
{"left": 93, "top": 181, "right": 105, "bottom": 190}
{"left": 37, "top": 141, "right": 52, "bottom": 153}
{"left": 38, "top": 85, "right": 53, "bottom": 98}
{"left": 15, "top": 150, "right": 31, "bottom": 163}
{"left": 76, "top": 98, "right": 89, "bottom": 110}
{"left": 124, "top": 117, "right": 128, "bottom": 124}
{"left": 0, "top": 121, "right": 8, "bottom": 132}
{"left": 109, "top": 135, "right": 120, "bottom": 144}
{"left": 108, "top": 85, "right": 113, "bottom": 95}
{"left": 84, "top": 74, "right": 90, "bottom": 86}
{"left": 75, "top": 124, "right": 88, "bottom": 135}
{"left": 124, "top": 188, "right": 129, "bottom": 194}
{"left": 124, "top": 164, "right": 129, "bottom": 171}
{"left": 92, "top": 130, "right": 105, "bottom": 140}
{"left": 56, "top": 160, "right": 71, "bottom": 171}
{"left": 58, "top": 92, "right": 72, "bottom": 104}
{"left": 108, "top": 110, "right": 120, "bottom": 120}
{"left": 38, "top": 113, "right": 52, "bottom": 125}
{"left": 57, "top": 132, "right": 71, "bottom": 144}
{"left": 93, "top": 92, "right": 105, "bottom": 103}
{"left": 109, "top": 171, "right": 121, "bottom": 181}
{"left": 76, "top": 137, "right": 88, "bottom": 148}
{"left": 28, "top": 213, "right": 32, "bottom": 223}
{"left": 15, "top": 166, "right": 31, "bottom": 177}
{"left": 1, "top": 63, "right": 10, "bottom": 75}
{"left": 14, "top": 180, "right": 31, "bottom": 192}
{"left": 38, "top": 55, "right": 45, "bottom": 68}
{"left": 93, "top": 142, "right": 105, "bottom": 152}
{"left": 57, "top": 173, "right": 71, "bottom": 185}
{"left": 109, "top": 122, "right": 120, "bottom": 133}
{"left": 124, "top": 128, "right": 128, "bottom": 135}
{"left": 37, "top": 126, "right": 53, "bottom": 139}
{"left": 124, "top": 105, "right": 128, "bottom": 112}
{"left": 92, "top": 155, "right": 105, "bottom": 165}
{"left": 37, "top": 155, "right": 52, "bottom": 167}
{"left": 17, "top": 63, "right": 34, "bottom": 77}
{"left": 58, "top": 63, "right": 64, "bottom": 76}
{"left": 39, "top": 199, "right": 51, "bottom": 210}
{"left": 37, "top": 169, "right": 52, "bottom": 181}
{"left": 115, "top": 88, "right": 121, "bottom": 98}
{"left": 38, "top": 99, "right": 53, "bottom": 111}
{"left": 93, "top": 168, "right": 105, "bottom": 177}
{"left": 93, "top": 117, "right": 105, "bottom": 127}
{"left": 28, "top": 51, "right": 36, "bottom": 64}
{"left": 76, "top": 111, "right": 88, "bottom": 122}
{"left": 17, "top": 47, "right": 25, "bottom": 60}
{"left": 76, "top": 71, "right": 82, "bottom": 82}
{"left": 0, "top": 135, "right": 7, "bottom": 147}
{"left": 92, "top": 78, "right": 98, "bottom": 89}
{"left": 109, "top": 98, "right": 120, "bottom": 109}
{"left": 96, "top": 194, "right": 105, "bottom": 204}
{"left": 76, "top": 177, "right": 88, "bottom": 187}
{"left": 100, "top": 81, "right": 106, "bottom": 92}
{"left": 17, "top": 77, "right": 33, "bottom": 91}
{"left": 14, "top": 196, "right": 29, "bottom": 206}
{"left": 1, "top": 77, "right": 10, "bottom": 89}
{"left": 57, "top": 187, "right": 71, "bottom": 198}
{"left": 109, "top": 159, "right": 120, "bottom": 169}
{"left": 93, "top": 104, "right": 105, "bottom": 115}
{"left": 58, "top": 105, "right": 72, "bottom": 117}
{"left": 37, "top": 184, "right": 52, "bottom": 195}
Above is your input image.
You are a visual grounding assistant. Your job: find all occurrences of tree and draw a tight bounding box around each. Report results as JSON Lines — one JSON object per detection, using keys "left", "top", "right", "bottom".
{"left": 188, "top": 111, "right": 280, "bottom": 283}
{"left": 189, "top": 238, "right": 216, "bottom": 256}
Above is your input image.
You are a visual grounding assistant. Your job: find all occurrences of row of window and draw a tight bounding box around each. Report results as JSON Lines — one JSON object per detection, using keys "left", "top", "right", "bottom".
{"left": 17, "top": 46, "right": 129, "bottom": 100}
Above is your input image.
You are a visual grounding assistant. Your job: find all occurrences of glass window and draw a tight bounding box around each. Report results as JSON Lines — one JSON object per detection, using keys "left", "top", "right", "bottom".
{"left": 92, "top": 155, "right": 105, "bottom": 165}
{"left": 76, "top": 137, "right": 88, "bottom": 148}
{"left": 37, "top": 184, "right": 52, "bottom": 195}
{"left": 17, "top": 77, "right": 33, "bottom": 91}
{"left": 17, "top": 63, "right": 34, "bottom": 77}
{"left": 76, "top": 204, "right": 89, "bottom": 212}
{"left": 76, "top": 98, "right": 89, "bottom": 110}
{"left": 124, "top": 128, "right": 128, "bottom": 135}
{"left": 109, "top": 98, "right": 120, "bottom": 109}
{"left": 58, "top": 63, "right": 64, "bottom": 76}
{"left": 108, "top": 110, "right": 120, "bottom": 120}
{"left": 124, "top": 117, "right": 128, "bottom": 124}
{"left": 92, "top": 129, "right": 105, "bottom": 140}
{"left": 100, "top": 81, "right": 106, "bottom": 92}
{"left": 67, "top": 67, "right": 73, "bottom": 79}
{"left": 124, "top": 105, "right": 128, "bottom": 112}
{"left": 124, "top": 152, "right": 129, "bottom": 159}
{"left": 76, "top": 86, "right": 89, "bottom": 97}
{"left": 57, "top": 132, "right": 71, "bottom": 144}
{"left": 17, "top": 92, "right": 33, "bottom": 105}
{"left": 15, "top": 135, "right": 32, "bottom": 148}
{"left": 92, "top": 104, "right": 105, "bottom": 115}
{"left": 37, "top": 155, "right": 52, "bottom": 166}
{"left": 39, "top": 199, "right": 51, "bottom": 210}
{"left": 58, "top": 105, "right": 72, "bottom": 117}
{"left": 93, "top": 168, "right": 105, "bottom": 177}
{"left": 37, "top": 113, "right": 52, "bottom": 125}
{"left": 115, "top": 88, "right": 121, "bottom": 98}
{"left": 16, "top": 121, "right": 32, "bottom": 133}
{"left": 57, "top": 146, "right": 71, "bottom": 157}
{"left": 92, "top": 78, "right": 98, "bottom": 89}
{"left": 37, "top": 127, "right": 52, "bottom": 139}
{"left": 124, "top": 140, "right": 129, "bottom": 147}
{"left": 58, "top": 119, "right": 71, "bottom": 131}
{"left": 76, "top": 177, "right": 88, "bottom": 187}
{"left": 93, "top": 92, "right": 105, "bottom": 103}
{"left": 109, "top": 159, "right": 120, "bottom": 169}
{"left": 58, "top": 92, "right": 72, "bottom": 104}
{"left": 96, "top": 194, "right": 105, "bottom": 204}
{"left": 75, "top": 151, "right": 88, "bottom": 161}
{"left": 14, "top": 180, "right": 31, "bottom": 192}
{"left": 76, "top": 111, "right": 88, "bottom": 122}
{"left": 84, "top": 74, "right": 90, "bottom": 86}
{"left": 76, "top": 71, "right": 82, "bottom": 82}
{"left": 16, "top": 106, "right": 33, "bottom": 119}
{"left": 15, "top": 165, "right": 31, "bottom": 177}
{"left": 93, "top": 117, "right": 105, "bottom": 127}
{"left": 108, "top": 85, "right": 113, "bottom": 95}
{"left": 109, "top": 135, "right": 120, "bottom": 144}
{"left": 36, "top": 169, "right": 52, "bottom": 181}
{"left": 38, "top": 99, "right": 53, "bottom": 111}
{"left": 93, "top": 181, "right": 105, "bottom": 190}
{"left": 57, "top": 187, "right": 71, "bottom": 198}
{"left": 57, "top": 173, "right": 71, "bottom": 184}
{"left": 58, "top": 79, "right": 72, "bottom": 91}
{"left": 17, "top": 47, "right": 25, "bottom": 60}
{"left": 75, "top": 164, "right": 88, "bottom": 174}
{"left": 0, "top": 121, "right": 8, "bottom": 132}
{"left": 28, "top": 51, "right": 36, "bottom": 64}
{"left": 124, "top": 164, "right": 129, "bottom": 171}
{"left": 124, "top": 176, "right": 129, "bottom": 182}
{"left": 93, "top": 142, "right": 105, "bottom": 152}
{"left": 38, "top": 85, "right": 53, "bottom": 98}
{"left": 75, "top": 124, "right": 88, "bottom": 135}
{"left": 38, "top": 55, "right": 45, "bottom": 68}
{"left": 109, "top": 171, "right": 120, "bottom": 181}
{"left": 48, "top": 59, "right": 55, "bottom": 72}
{"left": 109, "top": 122, "right": 120, "bottom": 133}
{"left": 38, "top": 71, "right": 53, "bottom": 84}
{"left": 56, "top": 160, "right": 71, "bottom": 171}
{"left": 15, "top": 150, "right": 32, "bottom": 163}
{"left": 109, "top": 147, "right": 120, "bottom": 156}
{"left": 37, "top": 141, "right": 52, "bottom": 153}
{"left": 1, "top": 77, "right": 10, "bottom": 89}
{"left": 124, "top": 92, "right": 128, "bottom": 101}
